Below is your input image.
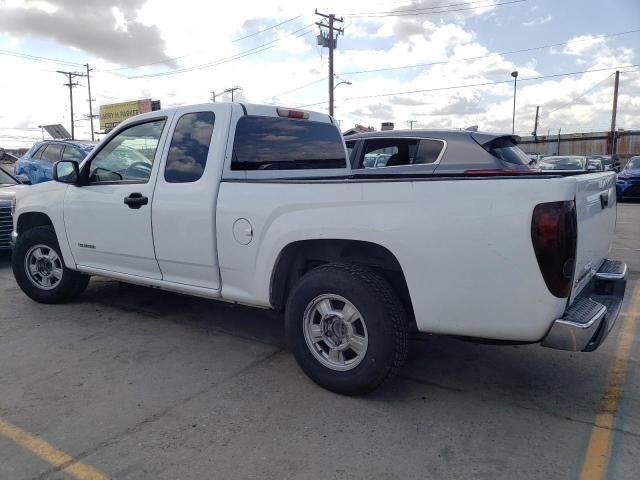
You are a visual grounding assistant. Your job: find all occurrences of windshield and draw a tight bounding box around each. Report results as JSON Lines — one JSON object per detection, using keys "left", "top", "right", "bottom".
{"left": 0, "top": 167, "right": 18, "bottom": 185}
{"left": 626, "top": 157, "right": 640, "bottom": 170}
{"left": 538, "top": 157, "right": 585, "bottom": 171}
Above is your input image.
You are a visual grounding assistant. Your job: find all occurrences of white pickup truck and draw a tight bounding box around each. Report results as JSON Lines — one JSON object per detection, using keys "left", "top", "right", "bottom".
{"left": 11, "top": 103, "right": 627, "bottom": 395}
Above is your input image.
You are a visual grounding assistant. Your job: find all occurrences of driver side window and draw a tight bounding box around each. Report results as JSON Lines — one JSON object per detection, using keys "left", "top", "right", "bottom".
{"left": 88, "top": 119, "right": 166, "bottom": 184}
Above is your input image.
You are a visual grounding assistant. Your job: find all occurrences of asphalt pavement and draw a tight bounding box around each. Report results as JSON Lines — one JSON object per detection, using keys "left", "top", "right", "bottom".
{"left": 0, "top": 203, "right": 639, "bottom": 480}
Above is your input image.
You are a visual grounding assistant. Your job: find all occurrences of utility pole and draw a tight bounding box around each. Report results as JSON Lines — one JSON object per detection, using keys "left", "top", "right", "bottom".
{"left": 56, "top": 70, "right": 87, "bottom": 140}
{"left": 532, "top": 105, "right": 539, "bottom": 139}
{"left": 85, "top": 64, "right": 96, "bottom": 142}
{"left": 316, "top": 10, "right": 344, "bottom": 117}
{"left": 210, "top": 91, "right": 217, "bottom": 103}
{"left": 610, "top": 70, "right": 620, "bottom": 156}
{"left": 224, "top": 86, "right": 242, "bottom": 102}
{"left": 407, "top": 120, "right": 417, "bottom": 130}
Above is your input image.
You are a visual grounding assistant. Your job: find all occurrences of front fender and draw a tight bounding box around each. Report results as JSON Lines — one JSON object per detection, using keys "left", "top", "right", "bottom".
{"left": 14, "top": 182, "right": 75, "bottom": 269}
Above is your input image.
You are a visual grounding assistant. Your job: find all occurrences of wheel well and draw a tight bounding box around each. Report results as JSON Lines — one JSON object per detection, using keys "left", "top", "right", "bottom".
{"left": 270, "top": 239, "right": 415, "bottom": 322}
{"left": 17, "top": 212, "right": 53, "bottom": 235}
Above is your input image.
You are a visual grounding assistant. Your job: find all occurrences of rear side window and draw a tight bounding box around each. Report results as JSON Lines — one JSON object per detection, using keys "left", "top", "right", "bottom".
{"left": 31, "top": 144, "right": 46, "bottom": 160}
{"left": 487, "top": 139, "right": 531, "bottom": 165}
{"left": 357, "top": 138, "right": 443, "bottom": 168}
{"left": 417, "top": 139, "right": 445, "bottom": 164}
{"left": 231, "top": 116, "right": 346, "bottom": 171}
{"left": 165, "top": 112, "right": 215, "bottom": 183}
{"left": 62, "top": 146, "right": 83, "bottom": 161}
{"left": 41, "top": 144, "right": 63, "bottom": 163}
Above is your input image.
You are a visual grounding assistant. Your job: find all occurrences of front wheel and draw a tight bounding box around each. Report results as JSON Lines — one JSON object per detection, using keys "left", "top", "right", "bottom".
{"left": 285, "top": 263, "right": 409, "bottom": 395}
{"left": 12, "top": 226, "right": 90, "bottom": 304}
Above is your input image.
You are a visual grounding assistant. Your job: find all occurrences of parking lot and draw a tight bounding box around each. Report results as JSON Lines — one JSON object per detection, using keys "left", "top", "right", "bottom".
{"left": 0, "top": 204, "right": 637, "bottom": 480}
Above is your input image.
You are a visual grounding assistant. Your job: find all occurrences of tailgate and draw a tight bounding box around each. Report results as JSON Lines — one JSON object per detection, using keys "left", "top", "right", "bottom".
{"left": 571, "top": 172, "right": 617, "bottom": 302}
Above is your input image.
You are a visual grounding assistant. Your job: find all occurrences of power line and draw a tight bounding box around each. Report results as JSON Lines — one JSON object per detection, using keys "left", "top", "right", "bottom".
{"left": 232, "top": 14, "right": 303, "bottom": 42}
{"left": 0, "top": 49, "right": 83, "bottom": 67}
{"left": 345, "top": 0, "right": 526, "bottom": 18}
{"left": 127, "top": 24, "right": 316, "bottom": 79}
{"left": 0, "top": 14, "right": 305, "bottom": 75}
{"left": 294, "top": 64, "right": 640, "bottom": 107}
{"left": 274, "top": 77, "right": 327, "bottom": 97}
{"left": 339, "top": 28, "right": 640, "bottom": 76}
{"left": 343, "top": 0, "right": 514, "bottom": 16}
{"left": 264, "top": 29, "right": 640, "bottom": 101}
{"left": 105, "top": 14, "right": 304, "bottom": 72}
{"left": 542, "top": 73, "right": 615, "bottom": 118}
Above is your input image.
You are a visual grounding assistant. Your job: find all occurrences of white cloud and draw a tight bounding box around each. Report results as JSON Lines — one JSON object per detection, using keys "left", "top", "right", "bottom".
{"left": 563, "top": 35, "right": 607, "bottom": 57}
{"left": 0, "top": 0, "right": 638, "bottom": 148}
{"left": 522, "top": 15, "right": 552, "bottom": 28}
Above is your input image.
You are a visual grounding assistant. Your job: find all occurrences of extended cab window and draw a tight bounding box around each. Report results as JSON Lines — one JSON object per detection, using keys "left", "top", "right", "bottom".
{"left": 88, "top": 119, "right": 166, "bottom": 183}
{"left": 231, "top": 116, "right": 346, "bottom": 170}
{"left": 165, "top": 111, "right": 215, "bottom": 183}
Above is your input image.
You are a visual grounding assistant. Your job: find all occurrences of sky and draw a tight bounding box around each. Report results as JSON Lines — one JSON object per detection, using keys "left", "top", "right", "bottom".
{"left": 0, "top": 0, "right": 639, "bottom": 148}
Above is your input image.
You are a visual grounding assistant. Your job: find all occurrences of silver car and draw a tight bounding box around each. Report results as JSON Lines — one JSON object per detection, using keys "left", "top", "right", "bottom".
{"left": 344, "top": 129, "right": 536, "bottom": 175}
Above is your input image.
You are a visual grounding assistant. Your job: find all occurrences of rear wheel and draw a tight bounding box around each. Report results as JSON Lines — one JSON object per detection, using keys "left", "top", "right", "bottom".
{"left": 12, "top": 226, "right": 89, "bottom": 304}
{"left": 285, "top": 263, "right": 409, "bottom": 395}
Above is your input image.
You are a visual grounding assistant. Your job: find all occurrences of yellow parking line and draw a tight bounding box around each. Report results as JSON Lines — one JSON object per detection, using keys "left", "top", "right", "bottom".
{"left": 579, "top": 283, "right": 640, "bottom": 480}
{"left": 0, "top": 418, "right": 108, "bottom": 480}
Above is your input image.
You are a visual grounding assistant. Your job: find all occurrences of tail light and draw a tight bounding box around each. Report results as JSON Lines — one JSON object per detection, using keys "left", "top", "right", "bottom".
{"left": 531, "top": 201, "right": 577, "bottom": 298}
{"left": 276, "top": 107, "right": 309, "bottom": 119}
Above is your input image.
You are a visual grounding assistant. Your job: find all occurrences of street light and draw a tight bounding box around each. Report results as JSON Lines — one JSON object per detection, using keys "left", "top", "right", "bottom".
{"left": 332, "top": 80, "right": 352, "bottom": 119}
{"left": 37, "top": 125, "right": 44, "bottom": 140}
{"left": 511, "top": 71, "right": 518, "bottom": 135}
{"left": 334, "top": 80, "right": 352, "bottom": 91}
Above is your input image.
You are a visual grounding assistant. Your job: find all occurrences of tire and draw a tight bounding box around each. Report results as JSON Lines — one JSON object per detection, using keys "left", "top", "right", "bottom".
{"left": 285, "top": 263, "right": 409, "bottom": 395}
{"left": 12, "top": 226, "right": 90, "bottom": 304}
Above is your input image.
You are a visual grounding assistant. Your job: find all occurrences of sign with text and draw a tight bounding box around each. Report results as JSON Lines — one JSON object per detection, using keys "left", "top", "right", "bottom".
{"left": 99, "top": 99, "right": 153, "bottom": 131}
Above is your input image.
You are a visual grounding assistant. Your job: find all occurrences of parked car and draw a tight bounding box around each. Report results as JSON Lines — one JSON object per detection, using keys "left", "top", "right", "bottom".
{"left": 590, "top": 154, "right": 620, "bottom": 172}
{"left": 363, "top": 153, "right": 392, "bottom": 168}
{"left": 344, "top": 129, "right": 537, "bottom": 174}
{"left": 538, "top": 155, "right": 603, "bottom": 173}
{"left": 0, "top": 167, "right": 28, "bottom": 250}
{"left": 526, "top": 153, "right": 543, "bottom": 164}
{"left": 14, "top": 140, "right": 96, "bottom": 184}
{"left": 0, "top": 150, "right": 19, "bottom": 165}
{"left": 11, "top": 103, "right": 626, "bottom": 395}
{"left": 616, "top": 156, "right": 640, "bottom": 200}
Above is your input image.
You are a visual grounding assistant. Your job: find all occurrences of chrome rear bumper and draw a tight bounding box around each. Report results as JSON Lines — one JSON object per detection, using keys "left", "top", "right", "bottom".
{"left": 542, "top": 259, "right": 627, "bottom": 352}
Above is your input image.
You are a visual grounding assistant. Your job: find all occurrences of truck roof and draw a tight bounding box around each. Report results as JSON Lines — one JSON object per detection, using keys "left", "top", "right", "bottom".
{"left": 134, "top": 103, "right": 335, "bottom": 125}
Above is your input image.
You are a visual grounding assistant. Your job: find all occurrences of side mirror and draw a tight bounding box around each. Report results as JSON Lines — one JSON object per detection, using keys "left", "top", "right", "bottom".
{"left": 15, "top": 175, "right": 31, "bottom": 185}
{"left": 53, "top": 160, "right": 80, "bottom": 184}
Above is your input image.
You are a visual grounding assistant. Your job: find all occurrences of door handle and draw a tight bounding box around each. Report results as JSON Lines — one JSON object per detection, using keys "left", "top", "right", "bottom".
{"left": 123, "top": 193, "right": 148, "bottom": 209}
